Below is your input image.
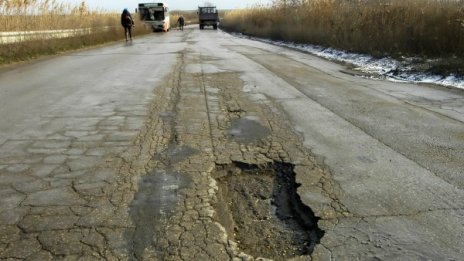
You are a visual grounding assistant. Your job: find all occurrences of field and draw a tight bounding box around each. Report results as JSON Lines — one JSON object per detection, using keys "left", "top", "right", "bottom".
{"left": 0, "top": 0, "right": 151, "bottom": 65}
{"left": 220, "top": 0, "right": 464, "bottom": 75}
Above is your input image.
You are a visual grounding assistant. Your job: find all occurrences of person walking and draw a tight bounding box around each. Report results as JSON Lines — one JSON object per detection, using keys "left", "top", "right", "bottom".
{"left": 177, "top": 15, "right": 185, "bottom": 31}
{"left": 121, "top": 8, "right": 135, "bottom": 41}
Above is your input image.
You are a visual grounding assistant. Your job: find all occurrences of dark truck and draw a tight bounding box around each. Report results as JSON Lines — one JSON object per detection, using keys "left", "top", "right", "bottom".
{"left": 198, "top": 6, "right": 219, "bottom": 30}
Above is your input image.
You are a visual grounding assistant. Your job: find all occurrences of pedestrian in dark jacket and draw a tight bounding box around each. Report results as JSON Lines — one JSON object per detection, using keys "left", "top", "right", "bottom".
{"left": 177, "top": 15, "right": 185, "bottom": 31}
{"left": 121, "top": 8, "right": 135, "bottom": 41}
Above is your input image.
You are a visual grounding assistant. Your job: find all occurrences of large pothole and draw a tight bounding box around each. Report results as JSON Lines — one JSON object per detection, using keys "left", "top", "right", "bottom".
{"left": 213, "top": 161, "right": 324, "bottom": 260}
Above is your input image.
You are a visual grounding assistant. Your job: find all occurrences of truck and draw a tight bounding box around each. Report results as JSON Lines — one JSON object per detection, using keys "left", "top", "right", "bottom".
{"left": 138, "top": 3, "right": 170, "bottom": 32}
{"left": 198, "top": 6, "right": 219, "bottom": 30}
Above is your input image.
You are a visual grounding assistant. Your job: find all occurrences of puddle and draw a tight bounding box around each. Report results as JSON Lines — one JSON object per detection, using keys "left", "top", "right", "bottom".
{"left": 228, "top": 117, "right": 270, "bottom": 144}
{"left": 213, "top": 161, "right": 324, "bottom": 260}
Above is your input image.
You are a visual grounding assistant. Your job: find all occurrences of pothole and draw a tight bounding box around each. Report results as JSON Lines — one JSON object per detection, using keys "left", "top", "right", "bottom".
{"left": 213, "top": 161, "right": 324, "bottom": 260}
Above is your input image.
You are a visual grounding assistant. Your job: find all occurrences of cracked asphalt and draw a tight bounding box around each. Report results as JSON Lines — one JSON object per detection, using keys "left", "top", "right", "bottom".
{"left": 1, "top": 26, "right": 464, "bottom": 260}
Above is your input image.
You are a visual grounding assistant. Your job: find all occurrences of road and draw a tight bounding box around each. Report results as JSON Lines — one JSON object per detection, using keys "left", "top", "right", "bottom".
{"left": 1, "top": 26, "right": 463, "bottom": 260}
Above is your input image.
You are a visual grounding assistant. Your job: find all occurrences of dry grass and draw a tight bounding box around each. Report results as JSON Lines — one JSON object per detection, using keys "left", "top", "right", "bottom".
{"left": 0, "top": 0, "right": 151, "bottom": 64}
{"left": 0, "top": 0, "right": 114, "bottom": 31}
{"left": 221, "top": 0, "right": 464, "bottom": 58}
{"left": 170, "top": 10, "right": 198, "bottom": 27}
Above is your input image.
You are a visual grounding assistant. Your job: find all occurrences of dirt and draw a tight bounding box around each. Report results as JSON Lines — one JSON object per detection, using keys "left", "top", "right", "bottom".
{"left": 213, "top": 161, "right": 324, "bottom": 260}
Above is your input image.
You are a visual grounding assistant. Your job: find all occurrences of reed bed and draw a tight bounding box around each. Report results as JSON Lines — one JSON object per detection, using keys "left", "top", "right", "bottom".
{"left": 221, "top": 0, "right": 464, "bottom": 63}
{"left": 170, "top": 10, "right": 198, "bottom": 27}
{"left": 1, "top": 0, "right": 114, "bottom": 31}
{"left": 0, "top": 0, "right": 151, "bottom": 64}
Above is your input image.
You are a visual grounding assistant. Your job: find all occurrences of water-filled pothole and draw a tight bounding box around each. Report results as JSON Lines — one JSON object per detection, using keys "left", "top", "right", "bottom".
{"left": 213, "top": 161, "right": 324, "bottom": 260}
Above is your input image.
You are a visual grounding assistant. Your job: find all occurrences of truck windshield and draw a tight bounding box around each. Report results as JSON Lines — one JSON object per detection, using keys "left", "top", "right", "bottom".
{"left": 200, "top": 7, "right": 217, "bottom": 14}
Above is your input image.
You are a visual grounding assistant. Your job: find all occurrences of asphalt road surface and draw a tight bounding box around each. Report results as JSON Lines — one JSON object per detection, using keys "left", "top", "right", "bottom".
{"left": 1, "top": 26, "right": 463, "bottom": 260}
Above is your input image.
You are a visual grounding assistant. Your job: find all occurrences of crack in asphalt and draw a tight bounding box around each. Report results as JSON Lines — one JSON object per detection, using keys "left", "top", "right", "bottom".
{"left": 0, "top": 31, "right": 345, "bottom": 260}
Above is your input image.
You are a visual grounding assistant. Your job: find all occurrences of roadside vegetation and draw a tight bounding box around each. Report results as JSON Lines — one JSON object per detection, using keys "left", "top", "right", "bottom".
{"left": 0, "top": 0, "right": 151, "bottom": 65}
{"left": 170, "top": 10, "right": 197, "bottom": 28}
{"left": 220, "top": 0, "right": 464, "bottom": 76}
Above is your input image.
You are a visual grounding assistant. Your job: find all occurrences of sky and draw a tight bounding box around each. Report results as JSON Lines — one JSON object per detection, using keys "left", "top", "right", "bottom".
{"left": 64, "top": 0, "right": 272, "bottom": 12}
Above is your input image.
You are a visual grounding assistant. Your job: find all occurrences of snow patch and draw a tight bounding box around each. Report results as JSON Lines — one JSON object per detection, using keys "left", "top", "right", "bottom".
{"left": 232, "top": 33, "right": 464, "bottom": 90}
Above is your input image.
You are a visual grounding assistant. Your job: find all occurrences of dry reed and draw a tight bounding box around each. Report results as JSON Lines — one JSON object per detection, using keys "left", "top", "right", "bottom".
{"left": 221, "top": 0, "right": 464, "bottom": 60}
{"left": 0, "top": 0, "right": 151, "bottom": 64}
{"left": 170, "top": 10, "right": 197, "bottom": 27}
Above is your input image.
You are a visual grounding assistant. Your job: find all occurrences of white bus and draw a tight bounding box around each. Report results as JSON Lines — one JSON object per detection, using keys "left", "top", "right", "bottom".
{"left": 138, "top": 3, "right": 170, "bottom": 32}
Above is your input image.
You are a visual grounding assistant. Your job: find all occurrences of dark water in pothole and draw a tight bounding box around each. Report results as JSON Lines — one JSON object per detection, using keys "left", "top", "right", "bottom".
{"left": 228, "top": 117, "right": 270, "bottom": 144}
{"left": 272, "top": 162, "right": 324, "bottom": 253}
{"left": 214, "top": 161, "right": 324, "bottom": 260}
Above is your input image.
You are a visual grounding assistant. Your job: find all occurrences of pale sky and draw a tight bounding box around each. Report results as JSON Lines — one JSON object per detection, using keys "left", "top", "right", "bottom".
{"left": 65, "top": 0, "right": 272, "bottom": 11}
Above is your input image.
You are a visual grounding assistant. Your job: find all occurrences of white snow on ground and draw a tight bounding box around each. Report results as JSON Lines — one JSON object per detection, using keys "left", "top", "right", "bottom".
{"left": 232, "top": 33, "right": 464, "bottom": 90}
